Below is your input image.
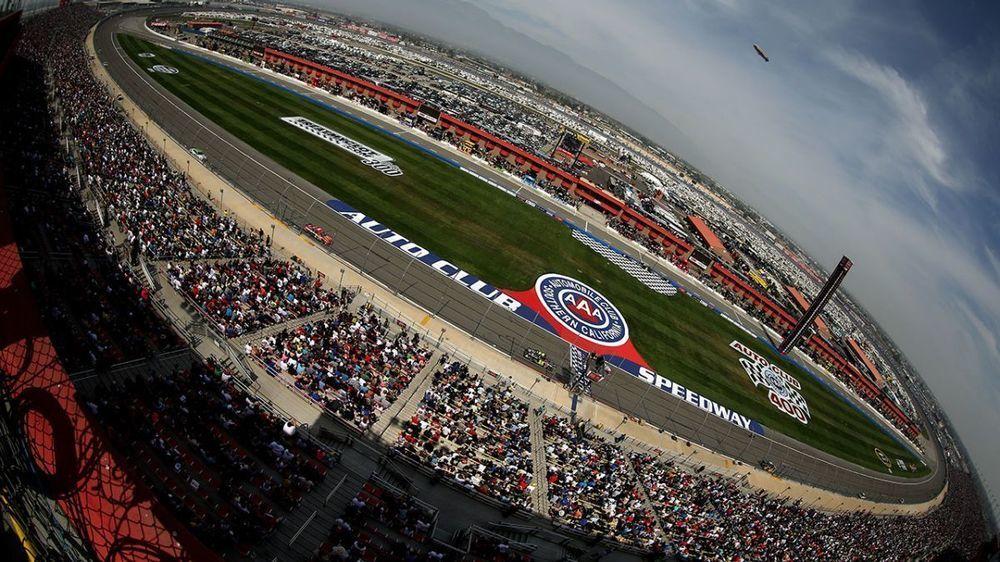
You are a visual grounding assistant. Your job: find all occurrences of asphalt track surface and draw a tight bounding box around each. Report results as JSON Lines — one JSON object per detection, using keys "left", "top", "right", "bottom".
{"left": 93, "top": 10, "right": 944, "bottom": 503}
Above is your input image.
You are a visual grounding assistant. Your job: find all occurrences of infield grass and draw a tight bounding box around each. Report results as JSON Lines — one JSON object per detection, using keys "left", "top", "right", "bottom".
{"left": 119, "top": 34, "right": 928, "bottom": 476}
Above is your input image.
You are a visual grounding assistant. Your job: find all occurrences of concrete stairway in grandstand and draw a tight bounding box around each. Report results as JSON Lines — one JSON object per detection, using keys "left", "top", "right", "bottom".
{"left": 571, "top": 229, "right": 678, "bottom": 296}
{"left": 253, "top": 462, "right": 365, "bottom": 562}
{"left": 623, "top": 456, "right": 668, "bottom": 543}
{"left": 526, "top": 406, "right": 551, "bottom": 516}
{"left": 232, "top": 307, "right": 336, "bottom": 347}
{"left": 369, "top": 350, "right": 443, "bottom": 440}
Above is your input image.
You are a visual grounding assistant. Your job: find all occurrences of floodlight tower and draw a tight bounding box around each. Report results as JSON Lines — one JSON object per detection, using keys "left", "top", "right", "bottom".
{"left": 778, "top": 256, "right": 852, "bottom": 355}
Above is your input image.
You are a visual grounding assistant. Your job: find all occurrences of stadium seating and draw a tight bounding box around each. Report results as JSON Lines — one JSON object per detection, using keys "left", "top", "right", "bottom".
{"left": 251, "top": 303, "right": 433, "bottom": 430}
{"left": 166, "top": 259, "right": 349, "bottom": 337}
{"left": 394, "top": 362, "right": 534, "bottom": 509}
{"left": 85, "top": 360, "right": 333, "bottom": 551}
{"left": 314, "top": 479, "right": 442, "bottom": 561}
{"left": 541, "top": 415, "right": 660, "bottom": 548}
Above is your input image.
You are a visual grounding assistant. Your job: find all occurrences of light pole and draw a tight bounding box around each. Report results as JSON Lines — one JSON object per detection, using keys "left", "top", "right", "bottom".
{"left": 186, "top": 159, "right": 190, "bottom": 177}
{"left": 270, "top": 223, "right": 275, "bottom": 248}
{"left": 339, "top": 268, "right": 345, "bottom": 289}
{"left": 220, "top": 188, "right": 224, "bottom": 206}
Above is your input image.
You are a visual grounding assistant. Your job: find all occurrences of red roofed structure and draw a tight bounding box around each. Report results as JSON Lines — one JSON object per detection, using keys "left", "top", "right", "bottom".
{"left": 785, "top": 284, "right": 833, "bottom": 340}
{"left": 261, "top": 48, "right": 695, "bottom": 259}
{"left": 263, "top": 48, "right": 422, "bottom": 113}
{"left": 187, "top": 21, "right": 225, "bottom": 28}
{"left": 687, "top": 214, "right": 733, "bottom": 263}
{"left": 847, "top": 337, "right": 887, "bottom": 389}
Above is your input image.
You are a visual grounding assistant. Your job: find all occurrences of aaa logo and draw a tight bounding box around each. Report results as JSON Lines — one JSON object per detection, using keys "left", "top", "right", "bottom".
{"left": 536, "top": 273, "right": 629, "bottom": 346}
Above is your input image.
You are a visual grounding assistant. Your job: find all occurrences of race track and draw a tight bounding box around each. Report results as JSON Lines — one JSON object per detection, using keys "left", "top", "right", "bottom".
{"left": 92, "top": 9, "right": 945, "bottom": 503}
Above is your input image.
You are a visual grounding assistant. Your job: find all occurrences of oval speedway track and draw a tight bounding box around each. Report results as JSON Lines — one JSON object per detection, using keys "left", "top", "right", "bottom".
{"left": 92, "top": 9, "right": 945, "bottom": 504}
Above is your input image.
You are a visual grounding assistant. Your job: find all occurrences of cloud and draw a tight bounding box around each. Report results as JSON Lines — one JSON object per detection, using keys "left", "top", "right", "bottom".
{"left": 955, "top": 298, "right": 999, "bottom": 360}
{"left": 826, "top": 50, "right": 956, "bottom": 211}
{"left": 986, "top": 245, "right": 1000, "bottom": 282}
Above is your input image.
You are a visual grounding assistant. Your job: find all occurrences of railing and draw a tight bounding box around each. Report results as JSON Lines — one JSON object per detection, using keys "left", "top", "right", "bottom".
{"left": 137, "top": 255, "right": 159, "bottom": 291}
{"left": 0, "top": 384, "right": 93, "bottom": 560}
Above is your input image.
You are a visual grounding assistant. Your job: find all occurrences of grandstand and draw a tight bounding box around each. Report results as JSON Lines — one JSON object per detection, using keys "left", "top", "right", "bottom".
{"left": 0, "top": 3, "right": 993, "bottom": 561}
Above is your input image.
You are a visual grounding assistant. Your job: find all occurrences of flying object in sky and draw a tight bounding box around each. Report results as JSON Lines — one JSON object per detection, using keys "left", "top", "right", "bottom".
{"left": 753, "top": 44, "right": 769, "bottom": 62}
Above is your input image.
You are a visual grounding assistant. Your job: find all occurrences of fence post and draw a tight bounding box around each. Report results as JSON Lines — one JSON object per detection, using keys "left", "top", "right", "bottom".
{"left": 692, "top": 410, "right": 711, "bottom": 441}
{"left": 396, "top": 256, "right": 415, "bottom": 296}
{"left": 471, "top": 300, "right": 495, "bottom": 341}
{"left": 514, "top": 310, "right": 540, "bottom": 360}
{"left": 740, "top": 432, "right": 755, "bottom": 458}
{"left": 362, "top": 239, "right": 378, "bottom": 271}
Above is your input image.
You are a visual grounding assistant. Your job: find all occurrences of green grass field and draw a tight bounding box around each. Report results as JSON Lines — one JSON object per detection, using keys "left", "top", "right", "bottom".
{"left": 120, "top": 34, "right": 927, "bottom": 476}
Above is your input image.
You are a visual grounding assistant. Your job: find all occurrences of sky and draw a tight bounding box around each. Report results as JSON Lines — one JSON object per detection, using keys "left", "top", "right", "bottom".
{"left": 316, "top": 0, "right": 1000, "bottom": 500}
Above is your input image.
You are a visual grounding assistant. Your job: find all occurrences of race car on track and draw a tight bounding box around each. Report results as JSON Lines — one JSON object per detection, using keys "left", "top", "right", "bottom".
{"left": 304, "top": 223, "right": 334, "bottom": 246}
{"left": 190, "top": 147, "right": 207, "bottom": 162}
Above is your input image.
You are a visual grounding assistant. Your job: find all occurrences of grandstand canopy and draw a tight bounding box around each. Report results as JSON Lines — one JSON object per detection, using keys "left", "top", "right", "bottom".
{"left": 784, "top": 284, "right": 833, "bottom": 340}
{"left": 847, "top": 337, "right": 887, "bottom": 389}
{"left": 687, "top": 214, "right": 733, "bottom": 263}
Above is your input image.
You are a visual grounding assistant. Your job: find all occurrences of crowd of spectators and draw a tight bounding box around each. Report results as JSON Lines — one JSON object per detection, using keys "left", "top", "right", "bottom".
{"left": 5, "top": 6, "right": 991, "bottom": 561}
{"left": 541, "top": 416, "right": 661, "bottom": 549}
{"left": 251, "top": 303, "right": 432, "bottom": 430}
{"left": 85, "top": 359, "right": 334, "bottom": 551}
{"left": 1, "top": 8, "right": 184, "bottom": 371}
{"left": 394, "top": 363, "right": 534, "bottom": 509}
{"left": 50, "top": 21, "right": 270, "bottom": 259}
{"left": 538, "top": 406, "right": 987, "bottom": 558}
{"left": 166, "top": 258, "right": 347, "bottom": 336}
{"left": 631, "top": 451, "right": 987, "bottom": 561}
{"left": 27, "top": 224, "right": 183, "bottom": 370}
{"left": 315, "top": 479, "right": 444, "bottom": 561}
